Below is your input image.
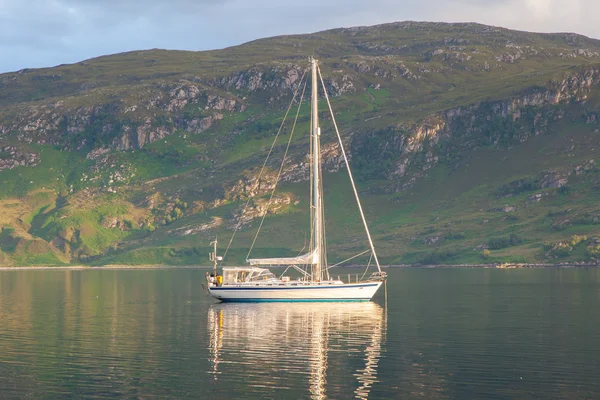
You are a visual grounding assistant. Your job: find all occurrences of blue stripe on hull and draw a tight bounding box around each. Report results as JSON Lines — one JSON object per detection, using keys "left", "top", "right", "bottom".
{"left": 218, "top": 298, "right": 372, "bottom": 303}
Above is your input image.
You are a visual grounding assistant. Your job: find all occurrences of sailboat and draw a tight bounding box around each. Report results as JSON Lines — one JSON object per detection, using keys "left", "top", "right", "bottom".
{"left": 206, "top": 58, "right": 386, "bottom": 302}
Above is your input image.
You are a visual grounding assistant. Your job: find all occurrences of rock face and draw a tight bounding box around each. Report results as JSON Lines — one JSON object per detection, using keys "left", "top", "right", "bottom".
{"left": 201, "top": 64, "right": 305, "bottom": 92}
{"left": 183, "top": 113, "right": 224, "bottom": 134}
{"left": 231, "top": 194, "right": 297, "bottom": 227}
{"left": 2, "top": 27, "right": 599, "bottom": 172}
{"left": 224, "top": 172, "right": 279, "bottom": 201}
{"left": 114, "top": 122, "right": 172, "bottom": 150}
{"left": 351, "top": 66, "right": 600, "bottom": 187}
{"left": 169, "top": 217, "right": 223, "bottom": 236}
{"left": 539, "top": 171, "right": 569, "bottom": 189}
{"left": 0, "top": 146, "right": 40, "bottom": 171}
{"left": 0, "top": 79, "right": 246, "bottom": 153}
{"left": 282, "top": 142, "right": 349, "bottom": 183}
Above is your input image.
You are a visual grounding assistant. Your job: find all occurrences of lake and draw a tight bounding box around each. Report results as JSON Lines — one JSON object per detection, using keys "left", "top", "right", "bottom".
{"left": 1, "top": 268, "right": 599, "bottom": 399}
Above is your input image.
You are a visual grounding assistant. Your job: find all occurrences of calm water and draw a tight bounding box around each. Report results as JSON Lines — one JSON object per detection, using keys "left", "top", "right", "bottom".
{"left": 1, "top": 268, "right": 599, "bottom": 399}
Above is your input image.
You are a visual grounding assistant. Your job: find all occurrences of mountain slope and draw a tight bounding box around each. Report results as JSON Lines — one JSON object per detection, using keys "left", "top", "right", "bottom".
{"left": 0, "top": 21, "right": 600, "bottom": 266}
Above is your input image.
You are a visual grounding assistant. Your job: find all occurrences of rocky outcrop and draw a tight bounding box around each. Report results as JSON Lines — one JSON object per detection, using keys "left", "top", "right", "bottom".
{"left": 165, "top": 84, "right": 202, "bottom": 112}
{"left": 169, "top": 217, "right": 223, "bottom": 236}
{"left": 163, "top": 83, "right": 246, "bottom": 113}
{"left": 230, "top": 194, "right": 297, "bottom": 227}
{"left": 539, "top": 170, "right": 569, "bottom": 189}
{"left": 0, "top": 146, "right": 40, "bottom": 171}
{"left": 347, "top": 59, "right": 418, "bottom": 80}
{"left": 206, "top": 94, "right": 244, "bottom": 112}
{"left": 0, "top": 80, "right": 244, "bottom": 153}
{"left": 195, "top": 63, "right": 356, "bottom": 98}
{"left": 114, "top": 121, "right": 173, "bottom": 150}
{"left": 224, "top": 172, "right": 278, "bottom": 201}
{"left": 182, "top": 113, "right": 223, "bottom": 135}
{"left": 351, "top": 66, "right": 600, "bottom": 186}
{"left": 489, "top": 205, "right": 518, "bottom": 213}
{"left": 201, "top": 64, "right": 304, "bottom": 92}
{"left": 282, "top": 142, "right": 349, "bottom": 183}
{"left": 573, "top": 160, "right": 596, "bottom": 175}
{"left": 100, "top": 216, "right": 130, "bottom": 230}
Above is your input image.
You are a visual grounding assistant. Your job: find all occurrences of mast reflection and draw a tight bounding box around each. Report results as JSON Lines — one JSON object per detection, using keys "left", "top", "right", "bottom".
{"left": 207, "top": 302, "right": 386, "bottom": 399}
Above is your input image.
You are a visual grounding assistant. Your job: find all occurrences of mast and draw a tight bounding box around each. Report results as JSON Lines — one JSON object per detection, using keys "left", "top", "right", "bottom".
{"left": 311, "top": 58, "right": 324, "bottom": 282}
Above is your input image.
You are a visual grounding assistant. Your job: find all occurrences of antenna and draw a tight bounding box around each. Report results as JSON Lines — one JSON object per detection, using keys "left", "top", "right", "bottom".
{"left": 210, "top": 237, "right": 219, "bottom": 276}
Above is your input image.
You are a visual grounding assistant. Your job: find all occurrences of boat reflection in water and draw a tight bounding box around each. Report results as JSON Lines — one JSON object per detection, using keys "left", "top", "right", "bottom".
{"left": 207, "top": 301, "right": 387, "bottom": 399}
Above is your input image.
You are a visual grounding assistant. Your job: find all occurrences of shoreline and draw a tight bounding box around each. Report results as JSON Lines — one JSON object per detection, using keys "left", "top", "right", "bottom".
{"left": 0, "top": 265, "right": 213, "bottom": 271}
{"left": 399, "top": 263, "right": 600, "bottom": 269}
{"left": 0, "top": 263, "right": 598, "bottom": 271}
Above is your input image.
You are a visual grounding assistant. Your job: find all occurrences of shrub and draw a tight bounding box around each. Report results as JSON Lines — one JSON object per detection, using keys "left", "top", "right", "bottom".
{"left": 587, "top": 244, "right": 600, "bottom": 257}
{"left": 573, "top": 213, "right": 600, "bottom": 225}
{"left": 445, "top": 231, "right": 466, "bottom": 240}
{"left": 552, "top": 244, "right": 572, "bottom": 257}
{"left": 420, "top": 249, "right": 457, "bottom": 264}
{"left": 570, "top": 235, "right": 587, "bottom": 247}
{"left": 547, "top": 236, "right": 589, "bottom": 258}
{"left": 488, "top": 233, "right": 522, "bottom": 250}
{"left": 496, "top": 178, "right": 540, "bottom": 197}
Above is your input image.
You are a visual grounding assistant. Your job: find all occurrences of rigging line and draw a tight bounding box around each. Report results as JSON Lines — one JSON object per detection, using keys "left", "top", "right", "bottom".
{"left": 317, "top": 65, "right": 382, "bottom": 273}
{"left": 327, "top": 249, "right": 371, "bottom": 269}
{"left": 246, "top": 77, "right": 308, "bottom": 260}
{"left": 279, "top": 265, "right": 292, "bottom": 278}
{"left": 320, "top": 170, "right": 329, "bottom": 279}
{"left": 360, "top": 252, "right": 373, "bottom": 282}
{"left": 297, "top": 240, "right": 307, "bottom": 257}
{"left": 219, "top": 68, "right": 308, "bottom": 266}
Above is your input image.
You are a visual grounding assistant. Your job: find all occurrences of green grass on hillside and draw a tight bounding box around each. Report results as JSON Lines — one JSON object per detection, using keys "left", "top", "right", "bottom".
{"left": 1, "top": 22, "right": 600, "bottom": 265}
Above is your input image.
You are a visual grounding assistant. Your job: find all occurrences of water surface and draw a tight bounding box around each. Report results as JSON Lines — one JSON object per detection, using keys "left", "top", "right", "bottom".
{"left": 0, "top": 268, "right": 599, "bottom": 399}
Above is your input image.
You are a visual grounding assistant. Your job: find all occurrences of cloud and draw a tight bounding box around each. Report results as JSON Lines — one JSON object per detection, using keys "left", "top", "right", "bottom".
{"left": 428, "top": 0, "right": 597, "bottom": 36}
{"left": 0, "top": 0, "right": 599, "bottom": 73}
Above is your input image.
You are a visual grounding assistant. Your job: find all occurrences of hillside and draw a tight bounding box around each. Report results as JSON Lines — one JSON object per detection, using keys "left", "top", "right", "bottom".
{"left": 0, "top": 21, "right": 600, "bottom": 266}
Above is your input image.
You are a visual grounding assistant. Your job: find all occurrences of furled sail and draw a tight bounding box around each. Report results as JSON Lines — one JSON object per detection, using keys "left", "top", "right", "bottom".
{"left": 247, "top": 250, "right": 318, "bottom": 266}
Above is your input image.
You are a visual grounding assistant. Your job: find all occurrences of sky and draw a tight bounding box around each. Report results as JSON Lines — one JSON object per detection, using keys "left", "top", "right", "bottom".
{"left": 1, "top": 0, "right": 599, "bottom": 73}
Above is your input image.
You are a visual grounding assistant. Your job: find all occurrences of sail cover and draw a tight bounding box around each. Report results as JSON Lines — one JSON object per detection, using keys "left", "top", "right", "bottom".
{"left": 247, "top": 250, "right": 318, "bottom": 266}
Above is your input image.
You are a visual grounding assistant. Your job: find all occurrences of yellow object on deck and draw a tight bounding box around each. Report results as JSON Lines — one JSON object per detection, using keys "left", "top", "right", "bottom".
{"left": 216, "top": 275, "right": 223, "bottom": 286}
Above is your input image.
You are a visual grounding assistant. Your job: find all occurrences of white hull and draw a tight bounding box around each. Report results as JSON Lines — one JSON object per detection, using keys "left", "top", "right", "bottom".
{"left": 208, "top": 281, "right": 383, "bottom": 302}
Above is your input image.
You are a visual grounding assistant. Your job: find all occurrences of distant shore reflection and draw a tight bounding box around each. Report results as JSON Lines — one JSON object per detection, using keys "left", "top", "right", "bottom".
{"left": 208, "top": 302, "right": 387, "bottom": 399}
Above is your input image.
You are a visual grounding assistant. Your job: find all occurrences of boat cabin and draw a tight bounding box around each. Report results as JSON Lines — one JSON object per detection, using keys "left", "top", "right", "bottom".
{"left": 221, "top": 267, "right": 277, "bottom": 284}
